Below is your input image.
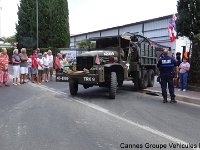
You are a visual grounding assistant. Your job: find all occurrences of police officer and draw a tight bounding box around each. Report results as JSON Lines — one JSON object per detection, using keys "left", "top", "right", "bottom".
{"left": 157, "top": 49, "right": 177, "bottom": 103}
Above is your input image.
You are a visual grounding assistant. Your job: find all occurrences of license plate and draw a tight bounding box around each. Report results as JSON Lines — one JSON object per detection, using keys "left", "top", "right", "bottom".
{"left": 83, "top": 76, "right": 96, "bottom": 82}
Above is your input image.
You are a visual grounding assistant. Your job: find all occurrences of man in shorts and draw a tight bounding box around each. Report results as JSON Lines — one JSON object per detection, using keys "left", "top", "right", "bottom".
{"left": 43, "top": 52, "right": 50, "bottom": 82}
{"left": 19, "top": 48, "right": 28, "bottom": 84}
{"left": 31, "top": 50, "right": 38, "bottom": 83}
{"left": 47, "top": 50, "right": 54, "bottom": 81}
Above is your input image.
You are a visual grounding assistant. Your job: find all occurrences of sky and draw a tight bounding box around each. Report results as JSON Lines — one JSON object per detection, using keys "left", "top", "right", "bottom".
{"left": 0, "top": 0, "right": 178, "bottom": 37}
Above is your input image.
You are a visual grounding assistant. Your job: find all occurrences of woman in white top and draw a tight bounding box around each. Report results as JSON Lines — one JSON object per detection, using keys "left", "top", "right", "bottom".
{"left": 37, "top": 53, "right": 44, "bottom": 84}
{"left": 12, "top": 49, "right": 21, "bottom": 85}
{"left": 43, "top": 52, "right": 50, "bottom": 82}
{"left": 178, "top": 57, "right": 190, "bottom": 91}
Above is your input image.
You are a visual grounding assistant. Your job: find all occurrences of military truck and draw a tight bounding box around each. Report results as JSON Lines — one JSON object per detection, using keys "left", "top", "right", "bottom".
{"left": 67, "top": 32, "right": 161, "bottom": 99}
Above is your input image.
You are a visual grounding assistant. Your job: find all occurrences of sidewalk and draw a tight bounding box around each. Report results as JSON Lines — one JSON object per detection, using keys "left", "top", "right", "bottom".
{"left": 144, "top": 81, "right": 200, "bottom": 105}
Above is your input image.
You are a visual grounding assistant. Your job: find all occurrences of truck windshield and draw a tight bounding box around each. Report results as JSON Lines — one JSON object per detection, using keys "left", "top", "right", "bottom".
{"left": 88, "top": 36, "right": 130, "bottom": 50}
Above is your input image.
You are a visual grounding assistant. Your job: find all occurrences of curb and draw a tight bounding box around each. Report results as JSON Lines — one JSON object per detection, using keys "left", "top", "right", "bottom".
{"left": 143, "top": 89, "right": 200, "bottom": 106}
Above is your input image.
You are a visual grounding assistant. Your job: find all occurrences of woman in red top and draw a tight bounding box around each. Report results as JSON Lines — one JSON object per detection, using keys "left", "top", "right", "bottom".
{"left": 0, "top": 48, "right": 10, "bottom": 87}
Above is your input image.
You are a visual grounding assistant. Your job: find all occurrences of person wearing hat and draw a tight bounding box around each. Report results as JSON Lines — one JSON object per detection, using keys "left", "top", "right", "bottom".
{"left": 157, "top": 49, "right": 177, "bottom": 103}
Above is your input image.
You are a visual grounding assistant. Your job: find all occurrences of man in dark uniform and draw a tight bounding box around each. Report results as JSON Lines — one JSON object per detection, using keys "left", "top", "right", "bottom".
{"left": 157, "top": 49, "right": 177, "bottom": 103}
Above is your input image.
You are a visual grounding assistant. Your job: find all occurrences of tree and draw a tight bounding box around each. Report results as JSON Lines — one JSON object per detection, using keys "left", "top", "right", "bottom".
{"left": 16, "top": 0, "right": 70, "bottom": 49}
{"left": 16, "top": 0, "right": 37, "bottom": 49}
{"left": 49, "top": 0, "right": 70, "bottom": 48}
{"left": 77, "top": 39, "right": 96, "bottom": 49}
{"left": 176, "top": 0, "right": 200, "bottom": 84}
{"left": 4, "top": 36, "right": 16, "bottom": 43}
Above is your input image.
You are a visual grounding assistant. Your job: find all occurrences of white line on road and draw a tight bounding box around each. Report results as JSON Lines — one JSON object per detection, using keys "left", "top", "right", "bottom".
{"left": 28, "top": 83, "right": 200, "bottom": 150}
{"left": 74, "top": 98, "right": 199, "bottom": 150}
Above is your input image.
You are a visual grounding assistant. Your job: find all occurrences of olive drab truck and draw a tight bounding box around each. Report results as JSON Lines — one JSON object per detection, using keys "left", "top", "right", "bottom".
{"left": 66, "top": 32, "right": 160, "bottom": 99}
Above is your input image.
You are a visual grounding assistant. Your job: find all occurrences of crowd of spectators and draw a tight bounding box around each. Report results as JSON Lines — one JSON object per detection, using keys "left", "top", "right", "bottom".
{"left": 11, "top": 48, "right": 55, "bottom": 85}
{"left": 0, "top": 47, "right": 70, "bottom": 87}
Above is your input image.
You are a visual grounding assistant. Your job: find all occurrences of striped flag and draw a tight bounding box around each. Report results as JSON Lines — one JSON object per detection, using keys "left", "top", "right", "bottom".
{"left": 168, "top": 14, "right": 177, "bottom": 42}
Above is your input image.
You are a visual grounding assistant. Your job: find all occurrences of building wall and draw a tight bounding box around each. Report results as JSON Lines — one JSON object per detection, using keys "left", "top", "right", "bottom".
{"left": 119, "top": 24, "right": 142, "bottom": 35}
{"left": 70, "top": 15, "right": 180, "bottom": 51}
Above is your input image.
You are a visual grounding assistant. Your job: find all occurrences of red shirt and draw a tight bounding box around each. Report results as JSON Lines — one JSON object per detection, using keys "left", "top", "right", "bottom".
{"left": 32, "top": 55, "right": 38, "bottom": 68}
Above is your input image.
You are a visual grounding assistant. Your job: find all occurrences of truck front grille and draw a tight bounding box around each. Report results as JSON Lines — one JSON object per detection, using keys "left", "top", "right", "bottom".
{"left": 77, "top": 57, "right": 93, "bottom": 71}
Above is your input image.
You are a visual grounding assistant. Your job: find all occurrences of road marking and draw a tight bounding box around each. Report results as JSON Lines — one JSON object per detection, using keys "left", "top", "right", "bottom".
{"left": 17, "top": 123, "right": 27, "bottom": 137}
{"left": 75, "top": 99, "right": 109, "bottom": 113}
{"left": 121, "top": 110, "right": 130, "bottom": 117}
{"left": 28, "top": 84, "right": 200, "bottom": 150}
{"left": 74, "top": 98, "right": 200, "bottom": 150}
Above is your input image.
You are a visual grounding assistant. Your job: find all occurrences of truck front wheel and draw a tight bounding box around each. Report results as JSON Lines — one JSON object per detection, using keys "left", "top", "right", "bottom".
{"left": 139, "top": 70, "right": 148, "bottom": 89}
{"left": 69, "top": 79, "right": 78, "bottom": 96}
{"left": 109, "top": 72, "right": 117, "bottom": 99}
{"left": 147, "top": 69, "right": 155, "bottom": 87}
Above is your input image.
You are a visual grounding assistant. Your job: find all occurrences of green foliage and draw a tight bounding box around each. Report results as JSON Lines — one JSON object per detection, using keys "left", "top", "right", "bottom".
{"left": 77, "top": 39, "right": 96, "bottom": 49}
{"left": 176, "top": 0, "right": 200, "bottom": 37}
{"left": 16, "top": 0, "right": 37, "bottom": 49}
{"left": 177, "top": 0, "right": 200, "bottom": 84}
{"left": 16, "top": 0, "right": 70, "bottom": 49}
{"left": 4, "top": 36, "right": 16, "bottom": 43}
{"left": 194, "top": 33, "right": 200, "bottom": 41}
{"left": 49, "top": 0, "right": 70, "bottom": 48}
{"left": 188, "top": 38, "right": 200, "bottom": 84}
{"left": 5, "top": 47, "right": 14, "bottom": 62}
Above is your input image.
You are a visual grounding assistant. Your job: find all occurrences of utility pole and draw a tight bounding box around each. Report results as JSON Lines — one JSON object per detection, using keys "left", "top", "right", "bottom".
{"left": 36, "top": 0, "right": 39, "bottom": 48}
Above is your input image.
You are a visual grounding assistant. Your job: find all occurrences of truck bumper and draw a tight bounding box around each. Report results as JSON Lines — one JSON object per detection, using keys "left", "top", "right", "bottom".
{"left": 69, "top": 74, "right": 99, "bottom": 84}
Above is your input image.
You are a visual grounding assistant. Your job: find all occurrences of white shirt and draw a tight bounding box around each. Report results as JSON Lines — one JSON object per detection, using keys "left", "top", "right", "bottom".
{"left": 27, "top": 58, "right": 32, "bottom": 68}
{"left": 47, "top": 55, "right": 54, "bottom": 67}
{"left": 179, "top": 62, "right": 190, "bottom": 74}
{"left": 43, "top": 57, "right": 50, "bottom": 68}
{"left": 37, "top": 58, "right": 44, "bottom": 70}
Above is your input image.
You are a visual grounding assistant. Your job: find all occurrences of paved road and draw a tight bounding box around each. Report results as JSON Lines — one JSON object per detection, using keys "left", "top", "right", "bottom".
{"left": 0, "top": 80, "right": 200, "bottom": 150}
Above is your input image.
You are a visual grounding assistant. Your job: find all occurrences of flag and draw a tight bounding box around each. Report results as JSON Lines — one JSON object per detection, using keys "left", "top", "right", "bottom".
{"left": 95, "top": 54, "right": 100, "bottom": 65}
{"left": 168, "top": 14, "right": 177, "bottom": 42}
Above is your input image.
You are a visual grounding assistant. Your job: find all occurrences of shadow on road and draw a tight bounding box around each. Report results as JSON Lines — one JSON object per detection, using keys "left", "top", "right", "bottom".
{"left": 74, "top": 82, "right": 142, "bottom": 100}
